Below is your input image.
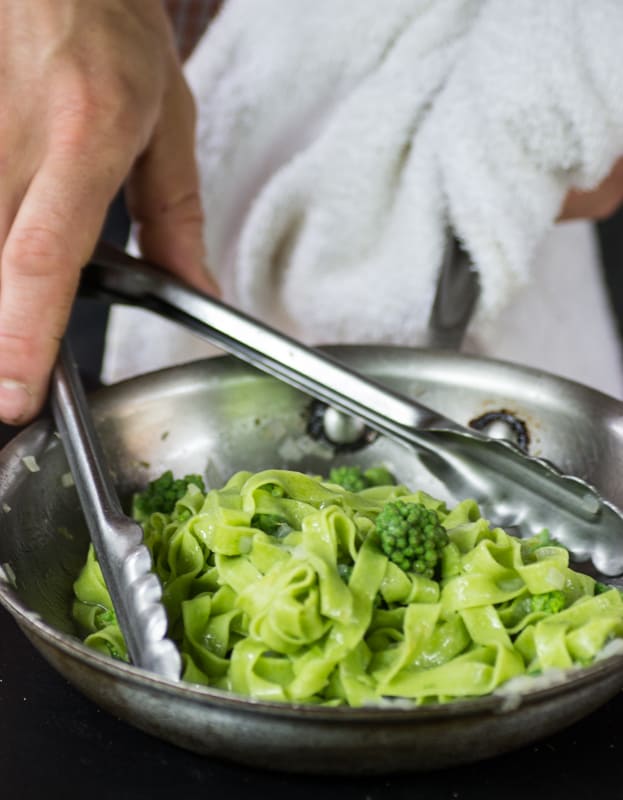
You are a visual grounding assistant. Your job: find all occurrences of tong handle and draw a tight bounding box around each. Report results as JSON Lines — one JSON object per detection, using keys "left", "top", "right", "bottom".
{"left": 87, "top": 243, "right": 458, "bottom": 440}
{"left": 51, "top": 338, "right": 181, "bottom": 679}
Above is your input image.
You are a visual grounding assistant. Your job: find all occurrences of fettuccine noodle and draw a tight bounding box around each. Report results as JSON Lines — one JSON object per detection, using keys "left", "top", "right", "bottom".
{"left": 72, "top": 469, "right": 623, "bottom": 705}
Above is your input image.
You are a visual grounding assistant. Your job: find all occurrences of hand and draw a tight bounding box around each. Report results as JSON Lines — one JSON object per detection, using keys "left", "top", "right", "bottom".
{"left": 559, "top": 157, "right": 623, "bottom": 221}
{"left": 0, "top": 1, "right": 218, "bottom": 425}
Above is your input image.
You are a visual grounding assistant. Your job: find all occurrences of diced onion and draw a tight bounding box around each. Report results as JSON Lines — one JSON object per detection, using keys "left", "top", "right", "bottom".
{"left": 61, "top": 471, "right": 75, "bottom": 488}
{"left": 21, "top": 455, "right": 40, "bottom": 472}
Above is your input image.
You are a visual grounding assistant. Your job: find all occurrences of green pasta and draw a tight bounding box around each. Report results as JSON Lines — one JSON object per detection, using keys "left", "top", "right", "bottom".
{"left": 72, "top": 468, "right": 623, "bottom": 706}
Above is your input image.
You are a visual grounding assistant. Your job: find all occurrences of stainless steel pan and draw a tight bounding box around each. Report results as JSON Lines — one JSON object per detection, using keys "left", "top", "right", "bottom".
{"left": 2, "top": 348, "right": 623, "bottom": 774}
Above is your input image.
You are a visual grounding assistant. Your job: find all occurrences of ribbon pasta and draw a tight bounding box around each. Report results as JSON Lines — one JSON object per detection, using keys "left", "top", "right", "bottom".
{"left": 72, "top": 469, "right": 623, "bottom": 705}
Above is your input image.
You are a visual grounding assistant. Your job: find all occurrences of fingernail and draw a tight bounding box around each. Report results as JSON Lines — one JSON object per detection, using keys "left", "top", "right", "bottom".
{"left": 0, "top": 379, "right": 34, "bottom": 424}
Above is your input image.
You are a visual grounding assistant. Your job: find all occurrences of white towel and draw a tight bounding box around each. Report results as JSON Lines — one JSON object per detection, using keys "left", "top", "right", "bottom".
{"left": 102, "top": 0, "right": 623, "bottom": 397}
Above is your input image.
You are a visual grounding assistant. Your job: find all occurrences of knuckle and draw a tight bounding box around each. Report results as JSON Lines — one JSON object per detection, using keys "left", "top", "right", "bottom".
{"left": 171, "top": 192, "right": 204, "bottom": 227}
{"left": 52, "top": 67, "right": 151, "bottom": 152}
{"left": 130, "top": 187, "right": 203, "bottom": 226}
{"left": 53, "top": 67, "right": 100, "bottom": 120}
{"left": 0, "top": 315, "right": 50, "bottom": 389}
{"left": 97, "top": 75, "right": 149, "bottom": 127}
{"left": 3, "top": 225, "right": 72, "bottom": 278}
{"left": 0, "top": 328, "right": 38, "bottom": 368}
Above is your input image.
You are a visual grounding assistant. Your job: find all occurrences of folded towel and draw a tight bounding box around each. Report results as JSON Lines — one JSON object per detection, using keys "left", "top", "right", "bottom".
{"left": 102, "top": 0, "right": 623, "bottom": 397}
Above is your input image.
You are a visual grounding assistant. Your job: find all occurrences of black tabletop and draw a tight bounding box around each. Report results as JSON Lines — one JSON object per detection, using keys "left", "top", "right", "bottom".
{"left": 0, "top": 603, "right": 620, "bottom": 800}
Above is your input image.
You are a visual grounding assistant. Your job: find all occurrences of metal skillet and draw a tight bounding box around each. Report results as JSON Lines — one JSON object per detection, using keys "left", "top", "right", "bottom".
{"left": 2, "top": 346, "right": 623, "bottom": 771}
{"left": 3, "top": 242, "right": 623, "bottom": 773}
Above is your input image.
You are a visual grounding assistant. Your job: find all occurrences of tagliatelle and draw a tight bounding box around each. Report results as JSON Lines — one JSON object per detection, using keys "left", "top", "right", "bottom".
{"left": 72, "top": 469, "right": 623, "bottom": 706}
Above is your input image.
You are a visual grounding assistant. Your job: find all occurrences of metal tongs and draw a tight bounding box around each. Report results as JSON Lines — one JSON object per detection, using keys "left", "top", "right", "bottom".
{"left": 51, "top": 339, "right": 182, "bottom": 679}
{"left": 54, "top": 240, "right": 623, "bottom": 678}
{"left": 78, "top": 242, "right": 623, "bottom": 581}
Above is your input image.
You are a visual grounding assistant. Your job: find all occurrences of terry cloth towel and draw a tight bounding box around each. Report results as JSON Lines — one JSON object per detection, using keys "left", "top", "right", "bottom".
{"left": 102, "top": 0, "right": 623, "bottom": 397}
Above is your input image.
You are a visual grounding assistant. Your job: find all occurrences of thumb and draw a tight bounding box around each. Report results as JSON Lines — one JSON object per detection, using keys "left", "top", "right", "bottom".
{"left": 125, "top": 67, "right": 219, "bottom": 296}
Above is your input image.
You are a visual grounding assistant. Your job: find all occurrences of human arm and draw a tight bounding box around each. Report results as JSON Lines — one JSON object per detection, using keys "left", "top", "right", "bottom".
{"left": 0, "top": 0, "right": 217, "bottom": 425}
{"left": 559, "top": 157, "right": 623, "bottom": 222}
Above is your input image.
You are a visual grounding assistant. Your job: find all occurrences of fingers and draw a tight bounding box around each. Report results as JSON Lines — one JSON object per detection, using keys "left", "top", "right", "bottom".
{"left": 0, "top": 146, "right": 129, "bottom": 424}
{"left": 0, "top": 1, "right": 207, "bottom": 427}
{"left": 125, "top": 67, "right": 220, "bottom": 296}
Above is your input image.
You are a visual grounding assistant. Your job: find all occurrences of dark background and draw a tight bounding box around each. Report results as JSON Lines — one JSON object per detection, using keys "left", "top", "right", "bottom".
{"left": 598, "top": 211, "right": 623, "bottom": 342}
{"left": 1, "top": 207, "right": 623, "bottom": 797}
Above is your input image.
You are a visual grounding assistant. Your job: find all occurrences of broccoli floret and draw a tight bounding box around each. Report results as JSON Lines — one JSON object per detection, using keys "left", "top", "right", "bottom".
{"left": 337, "top": 563, "right": 353, "bottom": 583}
{"left": 375, "top": 500, "right": 448, "bottom": 578}
{"left": 329, "top": 465, "right": 396, "bottom": 492}
{"left": 529, "top": 590, "right": 566, "bottom": 614}
{"left": 329, "top": 466, "right": 369, "bottom": 492}
{"left": 133, "top": 470, "right": 205, "bottom": 517}
{"left": 521, "top": 529, "right": 557, "bottom": 561}
{"left": 251, "top": 513, "right": 291, "bottom": 537}
{"left": 593, "top": 581, "right": 623, "bottom": 601}
{"left": 99, "top": 608, "right": 117, "bottom": 627}
{"left": 262, "top": 483, "right": 286, "bottom": 497}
